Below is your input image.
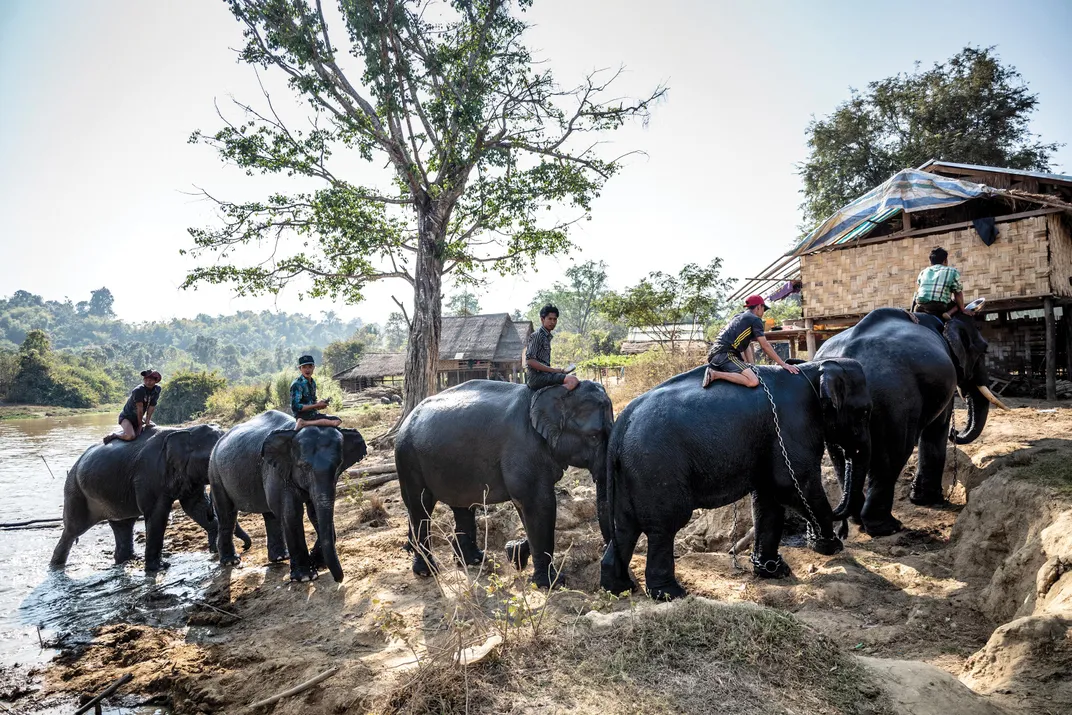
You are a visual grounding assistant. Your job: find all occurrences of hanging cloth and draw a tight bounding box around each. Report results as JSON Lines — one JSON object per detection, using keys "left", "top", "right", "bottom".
{"left": 972, "top": 217, "right": 998, "bottom": 246}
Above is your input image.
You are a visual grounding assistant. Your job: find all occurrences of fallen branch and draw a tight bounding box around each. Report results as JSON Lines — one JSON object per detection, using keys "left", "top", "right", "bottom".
{"left": 74, "top": 673, "right": 133, "bottom": 715}
{"left": 348, "top": 463, "right": 397, "bottom": 477}
{"left": 730, "top": 527, "right": 755, "bottom": 556}
{"left": 360, "top": 473, "right": 398, "bottom": 489}
{"left": 0, "top": 523, "right": 62, "bottom": 531}
{"left": 193, "top": 600, "right": 242, "bottom": 620}
{"left": 248, "top": 666, "right": 339, "bottom": 709}
{"left": 0, "top": 517, "right": 62, "bottom": 528}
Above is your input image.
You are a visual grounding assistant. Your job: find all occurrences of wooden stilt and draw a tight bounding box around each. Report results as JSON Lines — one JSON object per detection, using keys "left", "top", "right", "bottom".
{"left": 1045, "top": 297, "right": 1057, "bottom": 401}
{"left": 805, "top": 318, "right": 817, "bottom": 359}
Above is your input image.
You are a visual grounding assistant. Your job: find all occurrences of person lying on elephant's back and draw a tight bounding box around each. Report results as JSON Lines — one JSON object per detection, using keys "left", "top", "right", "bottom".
{"left": 291, "top": 354, "right": 343, "bottom": 430}
{"left": 103, "top": 369, "right": 161, "bottom": 444}
{"left": 702, "top": 295, "right": 800, "bottom": 388}
{"left": 526, "top": 304, "right": 580, "bottom": 391}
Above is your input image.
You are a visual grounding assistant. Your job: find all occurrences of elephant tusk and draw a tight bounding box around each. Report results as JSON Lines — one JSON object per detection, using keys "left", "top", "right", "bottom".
{"left": 978, "top": 385, "right": 1010, "bottom": 411}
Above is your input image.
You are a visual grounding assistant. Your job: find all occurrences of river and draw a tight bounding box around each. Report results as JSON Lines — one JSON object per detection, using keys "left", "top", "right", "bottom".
{"left": 0, "top": 413, "right": 214, "bottom": 713}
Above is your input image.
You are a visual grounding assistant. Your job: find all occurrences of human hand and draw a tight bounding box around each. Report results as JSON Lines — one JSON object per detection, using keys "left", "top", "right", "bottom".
{"left": 782, "top": 363, "right": 801, "bottom": 374}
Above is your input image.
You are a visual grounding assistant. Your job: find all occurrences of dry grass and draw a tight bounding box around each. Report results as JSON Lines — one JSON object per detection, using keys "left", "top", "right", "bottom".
{"left": 380, "top": 598, "right": 894, "bottom": 715}
{"left": 358, "top": 494, "right": 391, "bottom": 526}
{"left": 608, "top": 347, "right": 706, "bottom": 411}
{"left": 1004, "top": 448, "right": 1072, "bottom": 497}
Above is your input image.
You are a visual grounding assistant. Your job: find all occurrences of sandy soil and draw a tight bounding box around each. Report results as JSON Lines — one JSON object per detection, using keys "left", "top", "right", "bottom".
{"left": 8, "top": 399, "right": 1072, "bottom": 714}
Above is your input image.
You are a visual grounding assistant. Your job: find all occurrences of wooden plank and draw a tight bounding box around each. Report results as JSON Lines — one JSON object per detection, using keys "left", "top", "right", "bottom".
{"left": 1045, "top": 297, "right": 1057, "bottom": 400}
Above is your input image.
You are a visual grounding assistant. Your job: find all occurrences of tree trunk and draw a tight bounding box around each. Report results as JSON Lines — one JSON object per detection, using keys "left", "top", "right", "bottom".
{"left": 403, "top": 203, "right": 446, "bottom": 417}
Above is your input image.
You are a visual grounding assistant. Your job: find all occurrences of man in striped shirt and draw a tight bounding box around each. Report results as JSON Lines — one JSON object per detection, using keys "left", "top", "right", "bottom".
{"left": 526, "top": 304, "right": 580, "bottom": 391}
{"left": 914, "top": 246, "right": 970, "bottom": 320}
{"left": 702, "top": 295, "right": 800, "bottom": 388}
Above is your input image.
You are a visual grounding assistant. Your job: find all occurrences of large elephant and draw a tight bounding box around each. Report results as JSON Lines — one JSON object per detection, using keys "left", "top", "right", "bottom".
{"left": 600, "top": 358, "right": 871, "bottom": 600}
{"left": 209, "top": 410, "right": 367, "bottom": 583}
{"left": 816, "top": 308, "right": 1007, "bottom": 536}
{"left": 394, "top": 380, "right": 614, "bottom": 588}
{"left": 50, "top": 425, "right": 250, "bottom": 572}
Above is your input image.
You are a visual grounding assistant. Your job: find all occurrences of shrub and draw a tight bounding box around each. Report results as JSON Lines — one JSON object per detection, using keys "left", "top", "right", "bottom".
{"left": 204, "top": 383, "right": 273, "bottom": 425}
{"left": 155, "top": 370, "right": 227, "bottom": 424}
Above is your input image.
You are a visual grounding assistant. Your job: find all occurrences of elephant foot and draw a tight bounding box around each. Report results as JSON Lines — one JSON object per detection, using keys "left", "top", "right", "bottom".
{"left": 289, "top": 568, "right": 319, "bottom": 583}
{"left": 219, "top": 554, "right": 242, "bottom": 568}
{"left": 531, "top": 564, "right": 564, "bottom": 590}
{"left": 412, "top": 552, "right": 439, "bottom": 578}
{"left": 267, "top": 550, "right": 290, "bottom": 563}
{"left": 310, "top": 547, "right": 327, "bottom": 570}
{"left": 810, "top": 536, "right": 844, "bottom": 556}
{"left": 646, "top": 580, "right": 687, "bottom": 601}
{"left": 751, "top": 554, "right": 791, "bottom": 579}
{"left": 114, "top": 551, "right": 136, "bottom": 565}
{"left": 861, "top": 517, "right": 904, "bottom": 537}
{"left": 909, "top": 491, "right": 950, "bottom": 508}
{"left": 145, "top": 559, "right": 171, "bottom": 574}
{"left": 837, "top": 519, "right": 850, "bottom": 539}
{"left": 452, "top": 547, "right": 486, "bottom": 568}
{"left": 505, "top": 539, "right": 530, "bottom": 571}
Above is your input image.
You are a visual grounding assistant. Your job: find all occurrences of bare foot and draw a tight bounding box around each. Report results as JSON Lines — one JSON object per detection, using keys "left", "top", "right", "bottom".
{"left": 295, "top": 419, "right": 307, "bottom": 430}
{"left": 103, "top": 433, "right": 118, "bottom": 445}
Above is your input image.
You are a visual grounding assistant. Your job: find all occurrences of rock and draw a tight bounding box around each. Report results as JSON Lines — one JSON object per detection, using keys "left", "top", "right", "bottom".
{"left": 859, "top": 657, "right": 1010, "bottom": 715}
{"left": 822, "top": 582, "right": 865, "bottom": 608}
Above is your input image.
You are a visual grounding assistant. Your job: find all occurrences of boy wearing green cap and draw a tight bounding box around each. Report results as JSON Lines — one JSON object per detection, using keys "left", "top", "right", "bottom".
{"left": 291, "top": 355, "right": 342, "bottom": 429}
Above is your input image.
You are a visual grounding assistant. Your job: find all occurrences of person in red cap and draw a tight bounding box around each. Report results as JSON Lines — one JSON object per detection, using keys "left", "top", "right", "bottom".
{"left": 702, "top": 296, "right": 799, "bottom": 388}
{"left": 103, "top": 369, "right": 162, "bottom": 444}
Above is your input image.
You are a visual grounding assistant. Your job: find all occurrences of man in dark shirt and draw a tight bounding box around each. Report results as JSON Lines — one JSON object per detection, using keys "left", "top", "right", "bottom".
{"left": 290, "top": 355, "right": 342, "bottom": 429}
{"left": 702, "top": 295, "right": 800, "bottom": 388}
{"left": 526, "top": 304, "right": 580, "bottom": 391}
{"left": 104, "top": 369, "right": 161, "bottom": 443}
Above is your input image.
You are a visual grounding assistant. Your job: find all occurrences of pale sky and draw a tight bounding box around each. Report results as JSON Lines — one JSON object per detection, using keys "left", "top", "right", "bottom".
{"left": 2, "top": 0, "right": 1070, "bottom": 326}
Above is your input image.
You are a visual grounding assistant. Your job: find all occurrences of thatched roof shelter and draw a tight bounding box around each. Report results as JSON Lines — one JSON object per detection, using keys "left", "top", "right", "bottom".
{"left": 333, "top": 352, "right": 406, "bottom": 381}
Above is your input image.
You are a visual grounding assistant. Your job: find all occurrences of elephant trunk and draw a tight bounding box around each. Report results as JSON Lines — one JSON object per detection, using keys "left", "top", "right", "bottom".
{"left": 590, "top": 441, "right": 611, "bottom": 544}
{"left": 831, "top": 440, "right": 868, "bottom": 522}
{"left": 953, "top": 385, "right": 991, "bottom": 445}
{"left": 316, "top": 497, "right": 344, "bottom": 583}
{"left": 829, "top": 446, "right": 853, "bottom": 520}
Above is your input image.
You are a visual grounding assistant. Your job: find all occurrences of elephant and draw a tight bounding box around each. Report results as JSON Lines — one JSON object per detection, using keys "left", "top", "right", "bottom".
{"left": 50, "top": 424, "right": 251, "bottom": 573}
{"left": 815, "top": 308, "right": 1007, "bottom": 536}
{"left": 209, "top": 410, "right": 367, "bottom": 583}
{"left": 600, "top": 358, "right": 871, "bottom": 600}
{"left": 394, "top": 379, "right": 614, "bottom": 588}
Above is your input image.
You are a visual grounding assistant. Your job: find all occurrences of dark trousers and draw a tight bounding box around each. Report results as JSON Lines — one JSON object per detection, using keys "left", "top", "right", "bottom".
{"left": 526, "top": 371, "right": 566, "bottom": 390}
{"left": 914, "top": 300, "right": 954, "bottom": 317}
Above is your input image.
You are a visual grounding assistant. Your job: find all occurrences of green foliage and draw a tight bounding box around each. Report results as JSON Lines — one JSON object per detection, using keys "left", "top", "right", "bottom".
{"left": 577, "top": 353, "right": 633, "bottom": 370}
{"left": 6, "top": 329, "right": 122, "bottom": 408}
{"left": 205, "top": 368, "right": 346, "bottom": 426}
{"left": 87, "top": 287, "right": 115, "bottom": 318}
{"left": 599, "top": 259, "right": 732, "bottom": 351}
{"left": 799, "top": 46, "right": 1061, "bottom": 227}
{"left": 382, "top": 312, "right": 408, "bottom": 352}
{"left": 154, "top": 370, "right": 228, "bottom": 424}
{"left": 445, "top": 290, "right": 481, "bottom": 317}
{"left": 323, "top": 327, "right": 378, "bottom": 376}
{"left": 527, "top": 260, "right": 615, "bottom": 337}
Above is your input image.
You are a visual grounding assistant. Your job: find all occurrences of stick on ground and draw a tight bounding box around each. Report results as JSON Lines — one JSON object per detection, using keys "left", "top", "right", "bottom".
{"left": 248, "top": 666, "right": 339, "bottom": 709}
{"left": 74, "top": 673, "right": 133, "bottom": 715}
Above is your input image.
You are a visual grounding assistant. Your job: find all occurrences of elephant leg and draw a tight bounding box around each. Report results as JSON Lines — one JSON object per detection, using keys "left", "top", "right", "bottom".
{"left": 400, "top": 481, "right": 438, "bottom": 577}
{"left": 600, "top": 513, "right": 641, "bottom": 594}
{"left": 911, "top": 407, "right": 953, "bottom": 506}
{"left": 50, "top": 493, "right": 94, "bottom": 568}
{"left": 791, "top": 468, "right": 843, "bottom": 556}
{"left": 179, "top": 489, "right": 218, "bottom": 555}
{"left": 752, "top": 490, "right": 791, "bottom": 579}
{"left": 860, "top": 421, "right": 911, "bottom": 536}
{"left": 450, "top": 506, "right": 485, "bottom": 567}
{"left": 263, "top": 513, "right": 289, "bottom": 563}
{"left": 212, "top": 487, "right": 242, "bottom": 567}
{"left": 644, "top": 530, "right": 686, "bottom": 600}
{"left": 277, "top": 490, "right": 316, "bottom": 582}
{"left": 515, "top": 490, "right": 561, "bottom": 589}
{"left": 109, "top": 518, "right": 138, "bottom": 565}
{"left": 144, "top": 499, "right": 172, "bottom": 573}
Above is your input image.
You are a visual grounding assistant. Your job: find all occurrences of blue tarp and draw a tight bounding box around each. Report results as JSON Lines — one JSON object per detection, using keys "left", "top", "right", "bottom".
{"left": 789, "top": 169, "right": 998, "bottom": 256}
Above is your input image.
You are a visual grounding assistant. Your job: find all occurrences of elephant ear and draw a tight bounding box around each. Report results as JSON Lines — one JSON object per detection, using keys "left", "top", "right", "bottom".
{"left": 162, "top": 430, "right": 193, "bottom": 492}
{"left": 530, "top": 386, "right": 567, "bottom": 451}
{"left": 261, "top": 429, "right": 295, "bottom": 480}
{"left": 339, "top": 428, "right": 368, "bottom": 472}
{"left": 942, "top": 320, "right": 971, "bottom": 381}
{"left": 818, "top": 361, "right": 846, "bottom": 411}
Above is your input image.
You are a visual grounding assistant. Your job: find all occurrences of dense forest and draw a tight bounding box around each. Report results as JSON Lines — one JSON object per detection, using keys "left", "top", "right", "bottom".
{"left": 0, "top": 288, "right": 373, "bottom": 409}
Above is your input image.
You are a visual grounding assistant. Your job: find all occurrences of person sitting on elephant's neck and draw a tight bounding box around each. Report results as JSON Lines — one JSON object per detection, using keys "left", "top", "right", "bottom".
{"left": 526, "top": 304, "right": 579, "bottom": 392}
{"left": 914, "top": 246, "right": 973, "bottom": 321}
{"left": 702, "top": 295, "right": 800, "bottom": 388}
{"left": 103, "top": 369, "right": 161, "bottom": 444}
{"left": 291, "top": 355, "right": 342, "bottom": 430}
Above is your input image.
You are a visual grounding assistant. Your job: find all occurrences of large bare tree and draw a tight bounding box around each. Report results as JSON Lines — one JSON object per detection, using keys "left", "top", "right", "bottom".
{"left": 183, "top": 0, "right": 664, "bottom": 431}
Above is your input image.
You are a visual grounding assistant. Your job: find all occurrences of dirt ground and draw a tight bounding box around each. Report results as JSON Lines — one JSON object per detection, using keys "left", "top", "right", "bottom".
{"left": 9, "top": 399, "right": 1072, "bottom": 714}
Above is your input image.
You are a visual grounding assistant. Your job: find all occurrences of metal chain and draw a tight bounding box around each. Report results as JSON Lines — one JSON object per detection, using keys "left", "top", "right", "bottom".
{"left": 728, "top": 499, "right": 742, "bottom": 571}
{"left": 947, "top": 410, "right": 959, "bottom": 500}
{"left": 756, "top": 373, "right": 822, "bottom": 535}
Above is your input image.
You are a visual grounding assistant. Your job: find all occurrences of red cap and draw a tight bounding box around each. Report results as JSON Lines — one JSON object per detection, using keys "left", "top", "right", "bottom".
{"left": 744, "top": 295, "right": 770, "bottom": 309}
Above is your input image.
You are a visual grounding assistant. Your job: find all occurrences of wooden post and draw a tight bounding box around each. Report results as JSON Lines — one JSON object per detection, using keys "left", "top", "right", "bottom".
{"left": 901, "top": 210, "right": 912, "bottom": 233}
{"left": 1044, "top": 297, "right": 1057, "bottom": 401}
{"left": 1064, "top": 308, "right": 1072, "bottom": 381}
{"left": 805, "top": 318, "right": 817, "bottom": 359}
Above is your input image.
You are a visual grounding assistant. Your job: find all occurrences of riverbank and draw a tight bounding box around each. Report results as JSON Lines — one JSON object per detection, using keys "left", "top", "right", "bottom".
{"left": 0, "top": 403, "right": 121, "bottom": 421}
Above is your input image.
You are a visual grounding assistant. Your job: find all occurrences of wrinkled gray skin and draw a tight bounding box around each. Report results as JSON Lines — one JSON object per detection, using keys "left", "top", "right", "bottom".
{"left": 395, "top": 380, "right": 614, "bottom": 588}
{"left": 816, "top": 308, "right": 994, "bottom": 536}
{"left": 600, "top": 359, "right": 871, "bottom": 600}
{"left": 50, "top": 425, "right": 250, "bottom": 573}
{"left": 209, "top": 410, "right": 367, "bottom": 583}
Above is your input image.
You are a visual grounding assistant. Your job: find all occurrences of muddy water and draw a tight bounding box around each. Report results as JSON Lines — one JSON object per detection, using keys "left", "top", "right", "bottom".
{"left": 0, "top": 414, "right": 216, "bottom": 685}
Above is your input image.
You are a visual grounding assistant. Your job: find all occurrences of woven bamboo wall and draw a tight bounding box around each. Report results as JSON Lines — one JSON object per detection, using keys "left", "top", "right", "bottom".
{"left": 1049, "top": 214, "right": 1072, "bottom": 298}
{"left": 800, "top": 215, "right": 1052, "bottom": 319}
